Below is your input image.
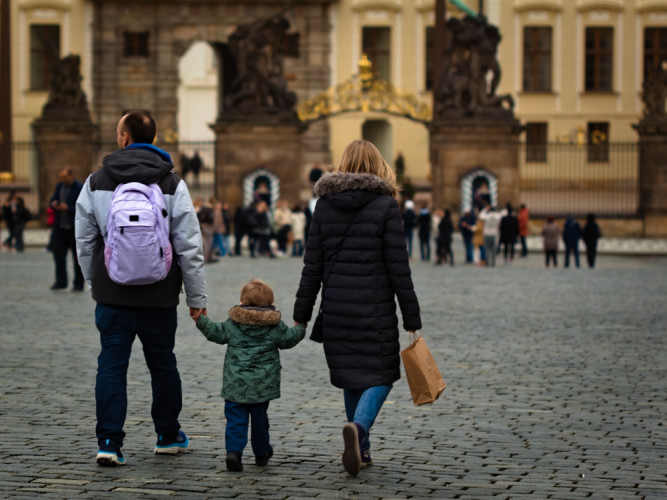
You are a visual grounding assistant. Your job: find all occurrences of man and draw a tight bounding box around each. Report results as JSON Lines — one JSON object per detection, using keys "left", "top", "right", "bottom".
{"left": 458, "top": 210, "right": 476, "bottom": 263}
{"left": 49, "top": 168, "right": 84, "bottom": 291}
{"left": 562, "top": 214, "right": 582, "bottom": 268}
{"left": 75, "top": 111, "right": 207, "bottom": 466}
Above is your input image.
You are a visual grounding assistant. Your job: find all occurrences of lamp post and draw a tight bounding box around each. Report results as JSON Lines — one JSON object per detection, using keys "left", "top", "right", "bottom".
{"left": 0, "top": 0, "right": 12, "bottom": 180}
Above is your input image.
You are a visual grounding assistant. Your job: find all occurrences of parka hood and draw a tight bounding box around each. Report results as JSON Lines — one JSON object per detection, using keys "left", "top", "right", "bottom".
{"left": 102, "top": 147, "right": 174, "bottom": 184}
{"left": 314, "top": 172, "right": 394, "bottom": 211}
{"left": 229, "top": 305, "right": 282, "bottom": 335}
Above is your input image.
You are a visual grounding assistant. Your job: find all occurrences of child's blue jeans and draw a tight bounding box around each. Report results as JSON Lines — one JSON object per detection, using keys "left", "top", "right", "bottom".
{"left": 343, "top": 385, "right": 392, "bottom": 452}
{"left": 224, "top": 400, "right": 271, "bottom": 457}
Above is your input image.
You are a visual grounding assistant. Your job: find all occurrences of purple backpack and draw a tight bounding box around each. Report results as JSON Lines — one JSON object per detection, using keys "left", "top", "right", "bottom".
{"left": 104, "top": 182, "right": 172, "bottom": 285}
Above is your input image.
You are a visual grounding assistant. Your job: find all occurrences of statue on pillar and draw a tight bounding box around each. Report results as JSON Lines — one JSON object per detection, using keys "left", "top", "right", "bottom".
{"left": 221, "top": 10, "right": 298, "bottom": 123}
{"left": 641, "top": 61, "right": 667, "bottom": 121}
{"left": 434, "top": 15, "right": 514, "bottom": 121}
{"left": 40, "top": 54, "right": 91, "bottom": 122}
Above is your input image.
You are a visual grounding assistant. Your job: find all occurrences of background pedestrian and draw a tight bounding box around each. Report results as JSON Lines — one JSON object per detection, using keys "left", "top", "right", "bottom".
{"left": 562, "top": 215, "right": 582, "bottom": 268}
{"left": 583, "top": 213, "right": 602, "bottom": 268}
{"left": 542, "top": 216, "right": 560, "bottom": 268}
{"left": 49, "top": 167, "right": 84, "bottom": 291}
{"left": 518, "top": 204, "right": 530, "bottom": 257}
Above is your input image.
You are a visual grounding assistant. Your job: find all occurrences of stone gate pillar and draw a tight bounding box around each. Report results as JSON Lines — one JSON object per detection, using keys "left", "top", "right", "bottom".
{"left": 429, "top": 14, "right": 522, "bottom": 217}
{"left": 634, "top": 121, "right": 667, "bottom": 237}
{"left": 633, "top": 63, "right": 667, "bottom": 237}
{"left": 430, "top": 121, "right": 522, "bottom": 213}
{"left": 211, "top": 121, "right": 305, "bottom": 209}
{"left": 32, "top": 54, "right": 98, "bottom": 225}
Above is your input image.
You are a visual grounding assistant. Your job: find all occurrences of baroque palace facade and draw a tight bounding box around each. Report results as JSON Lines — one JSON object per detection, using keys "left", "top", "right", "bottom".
{"left": 5, "top": 0, "right": 667, "bottom": 223}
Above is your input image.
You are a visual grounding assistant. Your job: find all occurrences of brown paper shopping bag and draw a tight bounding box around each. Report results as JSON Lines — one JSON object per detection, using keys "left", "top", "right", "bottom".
{"left": 401, "top": 335, "right": 446, "bottom": 405}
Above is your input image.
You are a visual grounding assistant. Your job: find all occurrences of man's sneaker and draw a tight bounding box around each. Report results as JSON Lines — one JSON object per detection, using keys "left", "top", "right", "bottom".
{"left": 361, "top": 449, "right": 373, "bottom": 468}
{"left": 154, "top": 430, "right": 189, "bottom": 455}
{"left": 226, "top": 451, "right": 243, "bottom": 471}
{"left": 96, "top": 439, "right": 126, "bottom": 466}
{"left": 342, "top": 422, "right": 361, "bottom": 476}
{"left": 255, "top": 446, "right": 273, "bottom": 467}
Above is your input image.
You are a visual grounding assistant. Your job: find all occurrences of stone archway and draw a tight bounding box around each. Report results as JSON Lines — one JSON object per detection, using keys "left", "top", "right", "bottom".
{"left": 91, "top": 1, "right": 333, "bottom": 172}
{"left": 460, "top": 167, "right": 498, "bottom": 214}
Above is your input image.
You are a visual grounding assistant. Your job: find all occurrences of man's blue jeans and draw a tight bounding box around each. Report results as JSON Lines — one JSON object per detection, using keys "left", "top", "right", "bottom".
{"left": 564, "top": 245, "right": 580, "bottom": 268}
{"left": 224, "top": 400, "right": 271, "bottom": 457}
{"left": 95, "top": 304, "right": 182, "bottom": 447}
{"left": 343, "top": 385, "right": 392, "bottom": 452}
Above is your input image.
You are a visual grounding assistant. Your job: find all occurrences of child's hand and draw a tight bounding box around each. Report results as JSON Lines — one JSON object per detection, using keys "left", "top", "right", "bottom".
{"left": 190, "top": 308, "right": 207, "bottom": 321}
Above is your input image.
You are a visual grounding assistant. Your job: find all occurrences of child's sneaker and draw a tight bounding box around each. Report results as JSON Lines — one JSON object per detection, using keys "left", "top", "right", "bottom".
{"left": 342, "top": 422, "right": 361, "bottom": 476}
{"left": 96, "top": 439, "right": 126, "bottom": 466}
{"left": 361, "top": 449, "right": 373, "bottom": 468}
{"left": 255, "top": 446, "right": 274, "bottom": 467}
{"left": 154, "top": 430, "right": 189, "bottom": 454}
{"left": 226, "top": 451, "right": 243, "bottom": 471}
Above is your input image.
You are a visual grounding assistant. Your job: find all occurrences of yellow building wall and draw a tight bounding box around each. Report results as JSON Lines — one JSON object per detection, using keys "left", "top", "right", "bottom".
{"left": 329, "top": 0, "right": 666, "bottom": 193}
{"left": 11, "top": 0, "right": 92, "bottom": 142}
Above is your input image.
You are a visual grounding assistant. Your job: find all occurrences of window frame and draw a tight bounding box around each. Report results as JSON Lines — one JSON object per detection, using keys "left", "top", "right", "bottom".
{"left": 522, "top": 26, "right": 552, "bottom": 93}
{"left": 525, "top": 122, "right": 548, "bottom": 163}
{"left": 584, "top": 27, "right": 614, "bottom": 92}
{"left": 123, "top": 31, "right": 150, "bottom": 58}
{"left": 362, "top": 26, "right": 391, "bottom": 82}
{"left": 644, "top": 27, "right": 667, "bottom": 81}
{"left": 30, "top": 24, "right": 60, "bottom": 91}
{"left": 587, "top": 122, "right": 610, "bottom": 163}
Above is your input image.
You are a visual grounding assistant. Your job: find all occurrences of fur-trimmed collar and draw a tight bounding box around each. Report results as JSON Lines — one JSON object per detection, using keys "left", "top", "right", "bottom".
{"left": 314, "top": 172, "right": 394, "bottom": 198}
{"left": 229, "top": 305, "right": 281, "bottom": 326}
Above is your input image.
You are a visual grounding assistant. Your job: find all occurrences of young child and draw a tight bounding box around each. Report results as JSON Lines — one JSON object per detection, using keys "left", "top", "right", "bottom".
{"left": 195, "top": 278, "right": 306, "bottom": 471}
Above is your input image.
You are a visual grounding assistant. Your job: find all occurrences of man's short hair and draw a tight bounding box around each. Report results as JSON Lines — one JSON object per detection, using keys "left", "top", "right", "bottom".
{"left": 123, "top": 111, "right": 156, "bottom": 144}
{"left": 240, "top": 279, "right": 274, "bottom": 307}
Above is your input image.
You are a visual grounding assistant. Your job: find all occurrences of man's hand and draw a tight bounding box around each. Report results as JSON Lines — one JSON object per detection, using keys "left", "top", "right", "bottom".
{"left": 190, "top": 308, "right": 207, "bottom": 321}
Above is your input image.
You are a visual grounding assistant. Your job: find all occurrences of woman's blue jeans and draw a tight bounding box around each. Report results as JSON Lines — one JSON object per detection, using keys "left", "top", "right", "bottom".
{"left": 343, "top": 385, "right": 392, "bottom": 452}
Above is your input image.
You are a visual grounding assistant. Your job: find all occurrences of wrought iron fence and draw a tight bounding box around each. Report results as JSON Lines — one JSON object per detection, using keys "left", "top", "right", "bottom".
{"left": 5, "top": 140, "right": 640, "bottom": 219}
{"left": 519, "top": 142, "right": 639, "bottom": 217}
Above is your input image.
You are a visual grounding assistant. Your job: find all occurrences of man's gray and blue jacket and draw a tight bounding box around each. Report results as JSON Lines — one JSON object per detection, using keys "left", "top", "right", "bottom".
{"left": 75, "top": 145, "right": 207, "bottom": 308}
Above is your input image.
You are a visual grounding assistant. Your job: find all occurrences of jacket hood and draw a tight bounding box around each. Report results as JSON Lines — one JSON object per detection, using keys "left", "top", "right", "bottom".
{"left": 229, "top": 305, "right": 281, "bottom": 335}
{"left": 314, "top": 172, "right": 394, "bottom": 211}
{"left": 102, "top": 147, "right": 174, "bottom": 184}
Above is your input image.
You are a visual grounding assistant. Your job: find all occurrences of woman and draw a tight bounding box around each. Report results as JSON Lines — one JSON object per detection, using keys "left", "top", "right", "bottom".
{"left": 294, "top": 140, "right": 422, "bottom": 477}
{"left": 542, "top": 216, "right": 560, "bottom": 268}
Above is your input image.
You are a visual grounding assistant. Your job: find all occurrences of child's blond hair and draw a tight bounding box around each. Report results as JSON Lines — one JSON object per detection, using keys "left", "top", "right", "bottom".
{"left": 240, "top": 279, "right": 274, "bottom": 306}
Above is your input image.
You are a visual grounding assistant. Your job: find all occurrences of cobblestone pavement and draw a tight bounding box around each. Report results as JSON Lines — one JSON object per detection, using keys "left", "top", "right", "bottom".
{"left": 1, "top": 250, "right": 666, "bottom": 499}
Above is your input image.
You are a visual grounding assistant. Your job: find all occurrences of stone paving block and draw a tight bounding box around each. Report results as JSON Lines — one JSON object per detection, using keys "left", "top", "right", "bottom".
{"left": 2, "top": 252, "right": 667, "bottom": 498}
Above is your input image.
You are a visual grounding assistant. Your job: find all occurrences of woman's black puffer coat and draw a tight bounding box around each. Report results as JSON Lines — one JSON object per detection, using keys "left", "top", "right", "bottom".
{"left": 293, "top": 172, "right": 422, "bottom": 389}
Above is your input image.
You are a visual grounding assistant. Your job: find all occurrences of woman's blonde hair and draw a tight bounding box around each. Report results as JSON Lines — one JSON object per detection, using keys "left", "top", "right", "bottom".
{"left": 334, "top": 140, "right": 399, "bottom": 197}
